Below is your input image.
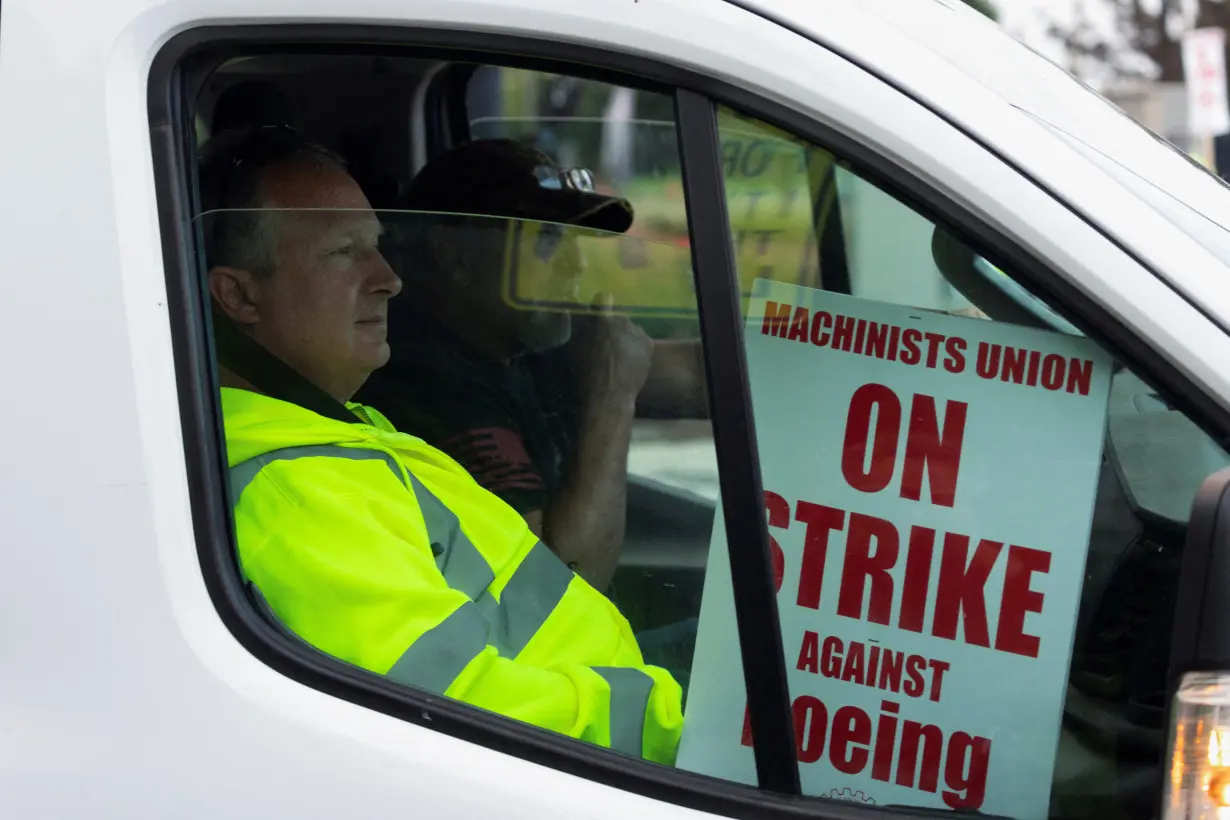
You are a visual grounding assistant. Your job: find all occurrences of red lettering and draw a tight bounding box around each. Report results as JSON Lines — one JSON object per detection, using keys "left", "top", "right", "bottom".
{"left": 900, "top": 328, "right": 923, "bottom": 365}
{"left": 903, "top": 654, "right": 927, "bottom": 697}
{"left": 798, "top": 630, "right": 820, "bottom": 673}
{"left": 762, "top": 301, "right": 792, "bottom": 338}
{"left": 760, "top": 693, "right": 992, "bottom": 810}
{"left": 872, "top": 700, "right": 900, "bottom": 782}
{"left": 830, "top": 706, "right": 872, "bottom": 774}
{"left": 794, "top": 502, "right": 845, "bottom": 610}
{"left": 1067, "top": 358, "right": 1093, "bottom": 395}
{"left": 975, "top": 342, "right": 1000, "bottom": 379}
{"left": 867, "top": 644, "right": 882, "bottom": 684}
{"left": 887, "top": 325, "right": 902, "bottom": 361}
{"left": 923, "top": 332, "right": 946, "bottom": 369}
{"left": 841, "top": 384, "right": 901, "bottom": 494}
{"left": 765, "top": 491, "right": 790, "bottom": 594}
{"left": 788, "top": 307, "right": 810, "bottom": 342}
{"left": 865, "top": 322, "right": 889, "bottom": 359}
{"left": 901, "top": 395, "right": 968, "bottom": 508}
{"left": 841, "top": 641, "right": 867, "bottom": 685}
{"left": 793, "top": 695, "right": 828, "bottom": 764}
{"left": 878, "top": 649, "right": 904, "bottom": 692}
{"left": 820, "top": 635, "right": 843, "bottom": 678}
{"left": 833, "top": 315, "right": 856, "bottom": 351}
{"left": 932, "top": 533, "right": 1003, "bottom": 647}
{"left": 995, "top": 545, "right": 1051, "bottom": 658}
{"left": 928, "top": 659, "right": 951, "bottom": 702}
{"left": 1041, "top": 353, "right": 1064, "bottom": 390}
{"left": 944, "top": 337, "right": 966, "bottom": 374}
{"left": 944, "top": 734, "right": 992, "bottom": 809}
{"left": 1026, "top": 350, "right": 1041, "bottom": 386}
{"left": 897, "top": 721, "right": 943, "bottom": 792}
{"left": 854, "top": 318, "right": 869, "bottom": 354}
{"left": 810, "top": 311, "right": 832, "bottom": 347}
{"left": 899, "top": 526, "right": 936, "bottom": 633}
{"left": 1000, "top": 346, "right": 1027, "bottom": 383}
{"left": 837, "top": 513, "right": 899, "bottom": 625}
{"left": 1038, "top": 354, "right": 1067, "bottom": 390}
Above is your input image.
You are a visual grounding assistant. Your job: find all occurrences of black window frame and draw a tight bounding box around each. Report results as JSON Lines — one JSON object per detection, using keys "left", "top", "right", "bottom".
{"left": 148, "top": 21, "right": 1230, "bottom": 820}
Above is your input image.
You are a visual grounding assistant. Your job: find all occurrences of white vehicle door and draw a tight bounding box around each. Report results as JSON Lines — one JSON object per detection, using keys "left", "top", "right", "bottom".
{"left": 2, "top": 1, "right": 1228, "bottom": 820}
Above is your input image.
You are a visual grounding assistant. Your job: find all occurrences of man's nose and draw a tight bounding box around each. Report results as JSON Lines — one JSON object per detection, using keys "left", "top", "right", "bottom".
{"left": 371, "top": 252, "right": 403, "bottom": 297}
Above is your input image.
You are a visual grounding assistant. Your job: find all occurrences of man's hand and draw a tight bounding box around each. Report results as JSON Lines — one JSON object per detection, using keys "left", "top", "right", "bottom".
{"left": 574, "top": 293, "right": 653, "bottom": 408}
{"left": 540, "top": 293, "right": 649, "bottom": 589}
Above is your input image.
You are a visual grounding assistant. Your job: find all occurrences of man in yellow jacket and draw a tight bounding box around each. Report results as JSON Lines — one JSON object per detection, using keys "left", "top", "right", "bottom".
{"left": 198, "top": 125, "right": 683, "bottom": 764}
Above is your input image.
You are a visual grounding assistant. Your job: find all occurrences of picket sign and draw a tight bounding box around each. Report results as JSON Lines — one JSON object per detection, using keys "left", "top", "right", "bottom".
{"left": 677, "top": 280, "right": 1112, "bottom": 820}
{"left": 1183, "top": 27, "right": 1230, "bottom": 138}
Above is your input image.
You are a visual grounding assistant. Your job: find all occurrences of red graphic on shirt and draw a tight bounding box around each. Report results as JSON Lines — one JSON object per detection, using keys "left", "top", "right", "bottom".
{"left": 441, "top": 426, "right": 544, "bottom": 494}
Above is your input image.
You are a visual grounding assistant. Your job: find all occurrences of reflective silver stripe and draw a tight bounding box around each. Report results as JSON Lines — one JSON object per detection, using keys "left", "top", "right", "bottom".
{"left": 229, "top": 444, "right": 405, "bottom": 505}
{"left": 593, "top": 667, "right": 654, "bottom": 758}
{"left": 232, "top": 445, "right": 574, "bottom": 682}
{"left": 487, "top": 541, "right": 575, "bottom": 658}
{"left": 230, "top": 445, "right": 499, "bottom": 600}
{"left": 405, "top": 474, "right": 496, "bottom": 601}
{"left": 385, "top": 602, "right": 490, "bottom": 695}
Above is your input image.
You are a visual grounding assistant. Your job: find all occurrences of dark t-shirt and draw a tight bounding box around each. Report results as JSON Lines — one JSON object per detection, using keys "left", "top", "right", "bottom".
{"left": 358, "top": 308, "right": 580, "bottom": 514}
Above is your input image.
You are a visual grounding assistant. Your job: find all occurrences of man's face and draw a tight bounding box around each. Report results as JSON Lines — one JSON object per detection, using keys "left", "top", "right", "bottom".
{"left": 462, "top": 220, "right": 586, "bottom": 355}
{"left": 212, "top": 157, "right": 402, "bottom": 402}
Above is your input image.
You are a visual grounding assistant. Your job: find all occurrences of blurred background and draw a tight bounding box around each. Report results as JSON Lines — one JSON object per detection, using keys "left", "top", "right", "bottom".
{"left": 993, "top": 0, "right": 1230, "bottom": 173}
{"left": 470, "top": 0, "right": 1230, "bottom": 177}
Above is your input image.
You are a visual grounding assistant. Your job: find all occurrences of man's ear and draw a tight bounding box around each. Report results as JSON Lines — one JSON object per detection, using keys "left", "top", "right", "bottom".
{"left": 207, "top": 266, "right": 263, "bottom": 326}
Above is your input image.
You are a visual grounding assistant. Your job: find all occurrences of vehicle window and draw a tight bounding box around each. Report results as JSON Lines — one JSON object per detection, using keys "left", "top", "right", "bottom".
{"left": 461, "top": 67, "right": 717, "bottom": 680}
{"left": 189, "top": 59, "right": 721, "bottom": 778}
{"left": 679, "top": 107, "right": 1229, "bottom": 820}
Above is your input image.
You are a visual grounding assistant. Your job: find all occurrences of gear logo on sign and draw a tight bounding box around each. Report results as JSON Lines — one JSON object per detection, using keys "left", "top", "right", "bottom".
{"left": 823, "top": 788, "right": 876, "bottom": 805}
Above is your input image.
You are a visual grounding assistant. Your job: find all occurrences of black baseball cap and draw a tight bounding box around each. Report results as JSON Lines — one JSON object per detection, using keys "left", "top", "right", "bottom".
{"left": 404, "top": 139, "right": 634, "bottom": 234}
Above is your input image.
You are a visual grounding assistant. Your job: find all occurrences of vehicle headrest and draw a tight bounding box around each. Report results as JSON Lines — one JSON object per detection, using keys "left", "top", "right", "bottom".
{"left": 212, "top": 81, "right": 294, "bottom": 134}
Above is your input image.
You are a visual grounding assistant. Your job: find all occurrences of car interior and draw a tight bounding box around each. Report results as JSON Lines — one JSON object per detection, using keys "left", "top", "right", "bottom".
{"left": 192, "top": 51, "right": 1230, "bottom": 820}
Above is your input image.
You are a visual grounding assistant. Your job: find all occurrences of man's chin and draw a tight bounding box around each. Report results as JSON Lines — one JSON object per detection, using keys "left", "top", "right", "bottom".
{"left": 361, "top": 342, "right": 392, "bottom": 372}
{"left": 521, "top": 316, "right": 572, "bottom": 353}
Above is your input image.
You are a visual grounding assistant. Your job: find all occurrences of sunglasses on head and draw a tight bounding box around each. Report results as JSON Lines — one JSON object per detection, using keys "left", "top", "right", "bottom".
{"left": 526, "top": 164, "right": 597, "bottom": 261}
{"left": 531, "top": 164, "right": 596, "bottom": 193}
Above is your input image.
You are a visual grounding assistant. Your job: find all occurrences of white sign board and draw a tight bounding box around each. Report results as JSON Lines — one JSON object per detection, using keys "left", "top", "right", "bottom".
{"left": 678, "top": 281, "right": 1113, "bottom": 820}
{"left": 1183, "top": 27, "right": 1230, "bottom": 138}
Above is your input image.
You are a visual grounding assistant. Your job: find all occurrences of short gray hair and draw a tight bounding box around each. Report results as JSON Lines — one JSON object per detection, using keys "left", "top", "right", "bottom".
{"left": 198, "top": 126, "right": 346, "bottom": 278}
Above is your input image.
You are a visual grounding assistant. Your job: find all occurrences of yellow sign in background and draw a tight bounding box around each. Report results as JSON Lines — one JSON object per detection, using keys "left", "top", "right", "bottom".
{"left": 503, "top": 110, "right": 841, "bottom": 321}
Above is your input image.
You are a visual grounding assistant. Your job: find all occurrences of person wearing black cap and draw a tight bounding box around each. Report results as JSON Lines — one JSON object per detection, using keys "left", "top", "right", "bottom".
{"left": 357, "top": 139, "right": 707, "bottom": 592}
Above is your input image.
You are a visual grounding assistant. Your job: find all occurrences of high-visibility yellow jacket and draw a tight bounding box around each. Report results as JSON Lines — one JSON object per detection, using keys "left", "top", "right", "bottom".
{"left": 222, "top": 387, "right": 683, "bottom": 763}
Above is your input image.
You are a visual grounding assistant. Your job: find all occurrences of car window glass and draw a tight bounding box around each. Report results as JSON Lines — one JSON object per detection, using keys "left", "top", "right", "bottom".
{"left": 461, "top": 70, "right": 723, "bottom": 692}
{"left": 680, "top": 105, "right": 1229, "bottom": 820}
{"left": 190, "top": 63, "right": 728, "bottom": 779}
